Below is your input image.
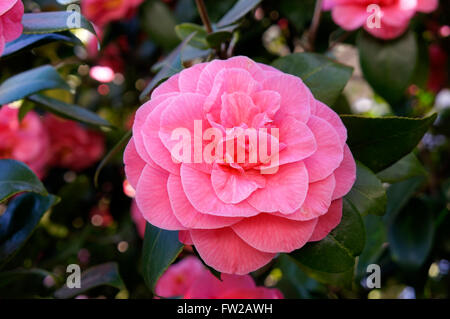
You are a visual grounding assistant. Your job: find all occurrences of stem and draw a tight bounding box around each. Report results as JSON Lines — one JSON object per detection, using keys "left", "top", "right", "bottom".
{"left": 308, "top": 0, "right": 324, "bottom": 51}
{"left": 195, "top": 0, "right": 213, "bottom": 34}
{"left": 328, "top": 31, "right": 352, "bottom": 51}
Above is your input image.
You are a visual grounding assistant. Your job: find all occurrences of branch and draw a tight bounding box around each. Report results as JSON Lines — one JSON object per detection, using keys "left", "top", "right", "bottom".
{"left": 195, "top": 0, "right": 213, "bottom": 34}
{"left": 308, "top": 0, "right": 324, "bottom": 51}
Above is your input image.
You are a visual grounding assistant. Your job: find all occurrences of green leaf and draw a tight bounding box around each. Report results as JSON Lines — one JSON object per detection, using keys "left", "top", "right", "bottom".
{"left": 357, "top": 30, "right": 418, "bottom": 105}
{"left": 341, "top": 114, "right": 437, "bottom": 172}
{"left": 0, "top": 65, "right": 69, "bottom": 105}
{"left": 22, "top": 12, "right": 96, "bottom": 35}
{"left": 0, "top": 268, "right": 58, "bottom": 288}
{"left": 290, "top": 200, "right": 365, "bottom": 273}
{"left": 141, "top": 0, "right": 179, "bottom": 50}
{"left": 276, "top": 254, "right": 326, "bottom": 298}
{"left": 298, "top": 262, "right": 355, "bottom": 290}
{"left": 356, "top": 215, "right": 387, "bottom": 279}
{"left": 217, "top": 0, "right": 262, "bottom": 28}
{"left": 345, "top": 162, "right": 387, "bottom": 216}
{"left": 2, "top": 32, "right": 80, "bottom": 57}
{"left": 287, "top": 252, "right": 355, "bottom": 290}
{"left": 54, "top": 262, "right": 125, "bottom": 299}
{"left": 377, "top": 153, "right": 426, "bottom": 183}
{"left": 272, "top": 53, "right": 353, "bottom": 106}
{"left": 206, "top": 30, "right": 233, "bottom": 48}
{"left": 388, "top": 199, "right": 435, "bottom": 270}
{"left": 0, "top": 193, "right": 59, "bottom": 266}
{"left": 28, "top": 94, "right": 112, "bottom": 128}
{"left": 384, "top": 176, "right": 426, "bottom": 225}
{"left": 140, "top": 32, "right": 196, "bottom": 101}
{"left": 180, "top": 45, "right": 212, "bottom": 64}
{"left": 142, "top": 223, "right": 184, "bottom": 293}
{"left": 94, "top": 130, "right": 131, "bottom": 187}
{"left": 175, "top": 23, "right": 208, "bottom": 50}
{"left": 0, "top": 159, "right": 47, "bottom": 202}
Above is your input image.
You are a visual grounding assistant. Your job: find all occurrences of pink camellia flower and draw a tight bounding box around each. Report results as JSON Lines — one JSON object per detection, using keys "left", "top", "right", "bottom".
{"left": 81, "top": 0, "right": 143, "bottom": 27}
{"left": 44, "top": 114, "right": 105, "bottom": 171}
{"left": 156, "top": 256, "right": 283, "bottom": 299}
{"left": 124, "top": 56, "right": 356, "bottom": 275}
{"left": 0, "top": 105, "right": 49, "bottom": 178}
{"left": 323, "top": 0, "right": 438, "bottom": 40}
{"left": 0, "top": 0, "right": 24, "bottom": 56}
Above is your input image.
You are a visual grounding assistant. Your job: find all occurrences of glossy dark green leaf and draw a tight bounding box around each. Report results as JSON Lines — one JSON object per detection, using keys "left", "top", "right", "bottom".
{"left": 217, "top": 0, "right": 262, "bottom": 28}
{"left": 357, "top": 30, "right": 418, "bottom": 105}
{"left": 291, "top": 255, "right": 355, "bottom": 290}
{"left": 276, "top": 254, "right": 326, "bottom": 298}
{"left": 54, "top": 262, "right": 125, "bottom": 299}
{"left": 0, "top": 193, "right": 58, "bottom": 266}
{"left": 140, "top": 32, "right": 196, "bottom": 101}
{"left": 141, "top": 0, "right": 179, "bottom": 50}
{"left": 384, "top": 176, "right": 426, "bottom": 225}
{"left": 345, "top": 162, "right": 387, "bottom": 216}
{"left": 377, "top": 153, "right": 426, "bottom": 183}
{"left": 341, "top": 114, "right": 437, "bottom": 172}
{"left": 22, "top": 12, "right": 95, "bottom": 35}
{"left": 28, "top": 94, "right": 112, "bottom": 128}
{"left": 181, "top": 45, "right": 212, "bottom": 63}
{"left": 272, "top": 53, "right": 353, "bottom": 105}
{"left": 388, "top": 199, "right": 435, "bottom": 270}
{"left": 333, "top": 94, "right": 352, "bottom": 115}
{"left": 290, "top": 200, "right": 365, "bottom": 273}
{"left": 0, "top": 159, "right": 47, "bottom": 202}
{"left": 2, "top": 32, "right": 80, "bottom": 57}
{"left": 206, "top": 30, "right": 233, "bottom": 48}
{"left": 356, "top": 215, "right": 387, "bottom": 279}
{"left": 175, "top": 23, "right": 208, "bottom": 50}
{"left": 0, "top": 65, "right": 69, "bottom": 105}
{"left": 142, "top": 223, "right": 184, "bottom": 293}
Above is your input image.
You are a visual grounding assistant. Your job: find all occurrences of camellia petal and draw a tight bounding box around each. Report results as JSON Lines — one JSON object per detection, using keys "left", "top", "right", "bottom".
{"left": 167, "top": 174, "right": 243, "bottom": 229}
{"left": 304, "top": 116, "right": 344, "bottom": 182}
{"left": 124, "top": 138, "right": 146, "bottom": 189}
{"left": 275, "top": 174, "right": 336, "bottom": 221}
{"left": 332, "top": 144, "right": 357, "bottom": 200}
{"left": 178, "top": 62, "right": 207, "bottom": 93}
{"left": 313, "top": 100, "right": 347, "bottom": 146}
{"left": 133, "top": 93, "right": 178, "bottom": 165}
{"left": 263, "top": 73, "right": 311, "bottom": 123}
{"left": 190, "top": 227, "right": 276, "bottom": 275}
{"left": 247, "top": 162, "right": 309, "bottom": 214}
{"left": 331, "top": 4, "right": 369, "bottom": 31}
{"left": 232, "top": 214, "right": 318, "bottom": 253}
{"left": 180, "top": 164, "right": 260, "bottom": 217}
{"left": 135, "top": 165, "right": 185, "bottom": 230}
{"left": 211, "top": 164, "right": 266, "bottom": 204}
{"left": 309, "top": 199, "right": 343, "bottom": 242}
